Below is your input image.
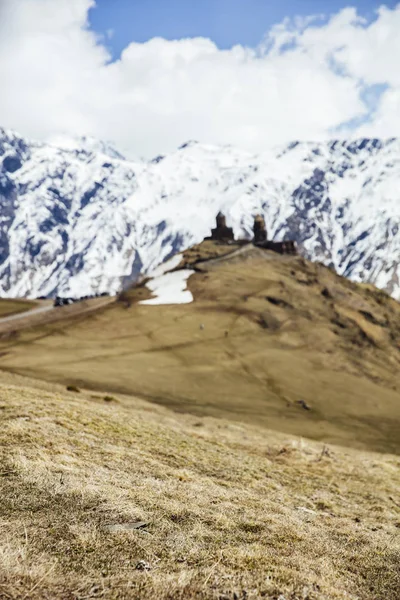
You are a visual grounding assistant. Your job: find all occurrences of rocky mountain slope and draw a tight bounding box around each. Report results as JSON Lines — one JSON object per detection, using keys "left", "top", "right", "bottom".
{"left": 0, "top": 127, "right": 399, "bottom": 299}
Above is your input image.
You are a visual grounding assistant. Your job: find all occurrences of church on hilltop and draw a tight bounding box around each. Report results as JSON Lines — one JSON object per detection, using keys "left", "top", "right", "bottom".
{"left": 209, "top": 212, "right": 234, "bottom": 242}
{"left": 206, "top": 212, "right": 297, "bottom": 255}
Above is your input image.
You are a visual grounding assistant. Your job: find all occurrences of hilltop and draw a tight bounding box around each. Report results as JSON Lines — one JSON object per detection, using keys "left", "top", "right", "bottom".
{"left": 1, "top": 240, "right": 399, "bottom": 454}
{"left": 0, "top": 372, "right": 399, "bottom": 600}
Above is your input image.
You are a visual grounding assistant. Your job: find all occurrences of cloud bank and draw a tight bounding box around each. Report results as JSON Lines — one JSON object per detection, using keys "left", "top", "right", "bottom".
{"left": 0, "top": 0, "right": 399, "bottom": 157}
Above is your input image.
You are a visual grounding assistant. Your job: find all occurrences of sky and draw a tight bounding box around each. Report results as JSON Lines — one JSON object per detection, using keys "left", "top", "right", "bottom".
{"left": 89, "top": 0, "right": 397, "bottom": 59}
{"left": 0, "top": 0, "right": 399, "bottom": 158}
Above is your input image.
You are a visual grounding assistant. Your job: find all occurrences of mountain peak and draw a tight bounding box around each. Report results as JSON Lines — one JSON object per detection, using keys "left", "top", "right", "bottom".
{"left": 47, "top": 134, "right": 127, "bottom": 161}
{"left": 0, "top": 127, "right": 399, "bottom": 300}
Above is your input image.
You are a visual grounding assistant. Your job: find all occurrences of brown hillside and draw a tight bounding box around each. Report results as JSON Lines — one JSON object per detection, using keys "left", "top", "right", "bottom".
{"left": 0, "top": 298, "right": 37, "bottom": 318}
{"left": 0, "top": 373, "right": 399, "bottom": 600}
{"left": 1, "top": 240, "right": 400, "bottom": 453}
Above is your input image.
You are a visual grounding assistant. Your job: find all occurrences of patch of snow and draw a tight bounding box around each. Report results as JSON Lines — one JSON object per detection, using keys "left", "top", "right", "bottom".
{"left": 140, "top": 269, "right": 194, "bottom": 305}
{"left": 147, "top": 254, "right": 182, "bottom": 278}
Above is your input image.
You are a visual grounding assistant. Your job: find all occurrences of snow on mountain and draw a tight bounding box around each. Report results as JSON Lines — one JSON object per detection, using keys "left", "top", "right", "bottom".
{"left": 140, "top": 269, "right": 194, "bottom": 306}
{"left": 0, "top": 127, "right": 399, "bottom": 300}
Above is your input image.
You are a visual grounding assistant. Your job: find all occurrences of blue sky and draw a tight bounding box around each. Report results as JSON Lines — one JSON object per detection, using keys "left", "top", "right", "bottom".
{"left": 89, "top": 0, "right": 397, "bottom": 59}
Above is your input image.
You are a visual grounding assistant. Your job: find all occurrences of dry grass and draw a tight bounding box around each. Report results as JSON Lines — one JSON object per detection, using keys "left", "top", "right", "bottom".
{"left": 0, "top": 297, "right": 113, "bottom": 336}
{"left": 0, "top": 372, "right": 399, "bottom": 600}
{"left": 1, "top": 243, "right": 399, "bottom": 454}
{"left": 0, "top": 299, "right": 36, "bottom": 318}
{"left": 177, "top": 239, "right": 246, "bottom": 268}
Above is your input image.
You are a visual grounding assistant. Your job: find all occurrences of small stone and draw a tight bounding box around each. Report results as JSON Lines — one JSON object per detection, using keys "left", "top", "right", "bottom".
{"left": 296, "top": 506, "right": 317, "bottom": 515}
{"left": 103, "top": 395, "right": 116, "bottom": 402}
{"left": 136, "top": 560, "right": 151, "bottom": 571}
{"left": 88, "top": 585, "right": 101, "bottom": 595}
{"left": 297, "top": 399, "right": 311, "bottom": 410}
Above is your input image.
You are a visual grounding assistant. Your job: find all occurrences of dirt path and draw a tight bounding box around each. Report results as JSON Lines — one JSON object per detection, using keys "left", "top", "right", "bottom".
{"left": 0, "top": 304, "right": 53, "bottom": 325}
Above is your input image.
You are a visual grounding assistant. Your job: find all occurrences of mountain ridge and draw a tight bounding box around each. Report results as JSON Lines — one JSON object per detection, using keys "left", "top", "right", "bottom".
{"left": 0, "top": 126, "right": 399, "bottom": 299}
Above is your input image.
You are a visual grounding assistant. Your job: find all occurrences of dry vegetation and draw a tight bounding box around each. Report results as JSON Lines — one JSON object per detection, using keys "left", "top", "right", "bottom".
{"left": 1, "top": 242, "right": 399, "bottom": 453}
{"left": 177, "top": 239, "right": 246, "bottom": 268}
{"left": 0, "top": 299, "right": 36, "bottom": 319}
{"left": 0, "top": 296, "right": 113, "bottom": 336}
{"left": 0, "top": 372, "right": 399, "bottom": 600}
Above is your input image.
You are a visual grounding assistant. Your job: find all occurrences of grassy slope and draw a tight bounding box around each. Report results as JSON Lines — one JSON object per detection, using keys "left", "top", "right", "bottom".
{"left": 1, "top": 242, "right": 399, "bottom": 454}
{"left": 0, "top": 297, "right": 114, "bottom": 336}
{"left": 0, "top": 299, "right": 36, "bottom": 318}
{"left": 0, "top": 373, "right": 399, "bottom": 600}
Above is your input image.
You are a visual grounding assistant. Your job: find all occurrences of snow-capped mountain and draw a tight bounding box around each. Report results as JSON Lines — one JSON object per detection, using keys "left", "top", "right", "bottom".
{"left": 0, "top": 127, "right": 399, "bottom": 300}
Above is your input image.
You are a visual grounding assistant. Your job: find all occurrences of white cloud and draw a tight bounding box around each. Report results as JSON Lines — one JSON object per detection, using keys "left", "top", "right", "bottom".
{"left": 0, "top": 0, "right": 399, "bottom": 157}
